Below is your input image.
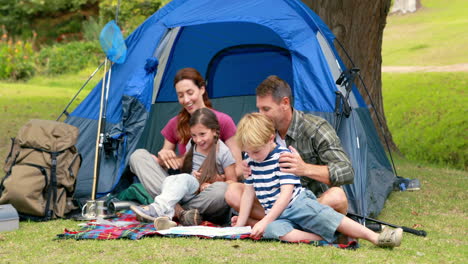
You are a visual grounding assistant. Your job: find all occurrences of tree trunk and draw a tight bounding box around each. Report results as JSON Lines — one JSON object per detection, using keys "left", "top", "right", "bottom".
{"left": 301, "top": 0, "right": 399, "bottom": 153}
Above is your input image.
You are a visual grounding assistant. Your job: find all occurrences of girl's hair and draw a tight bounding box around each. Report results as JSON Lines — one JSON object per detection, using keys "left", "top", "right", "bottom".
{"left": 181, "top": 108, "right": 220, "bottom": 185}
{"left": 174, "top": 68, "right": 213, "bottom": 145}
{"left": 236, "top": 113, "right": 275, "bottom": 150}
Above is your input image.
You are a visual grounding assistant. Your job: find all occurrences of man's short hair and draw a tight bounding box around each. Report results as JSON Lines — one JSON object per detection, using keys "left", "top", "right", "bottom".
{"left": 236, "top": 113, "right": 275, "bottom": 150}
{"left": 256, "top": 75, "right": 292, "bottom": 103}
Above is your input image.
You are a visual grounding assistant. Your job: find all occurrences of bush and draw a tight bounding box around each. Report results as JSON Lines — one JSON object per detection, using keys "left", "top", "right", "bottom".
{"left": 99, "top": 0, "right": 165, "bottom": 34}
{"left": 37, "top": 41, "right": 101, "bottom": 75}
{"left": 0, "top": 34, "right": 35, "bottom": 80}
{"left": 383, "top": 72, "right": 467, "bottom": 170}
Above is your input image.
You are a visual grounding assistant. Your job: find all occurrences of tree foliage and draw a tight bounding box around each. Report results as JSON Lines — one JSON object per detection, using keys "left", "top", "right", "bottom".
{"left": 99, "top": 0, "right": 163, "bottom": 34}
{"left": 0, "top": 0, "right": 165, "bottom": 41}
{"left": 0, "top": 0, "right": 96, "bottom": 39}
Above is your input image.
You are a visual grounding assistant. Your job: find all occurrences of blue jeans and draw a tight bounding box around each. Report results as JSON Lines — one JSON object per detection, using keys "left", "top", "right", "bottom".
{"left": 263, "top": 190, "right": 344, "bottom": 243}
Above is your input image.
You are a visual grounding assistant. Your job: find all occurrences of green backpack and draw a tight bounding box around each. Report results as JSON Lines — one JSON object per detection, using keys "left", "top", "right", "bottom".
{"left": 0, "top": 119, "right": 82, "bottom": 220}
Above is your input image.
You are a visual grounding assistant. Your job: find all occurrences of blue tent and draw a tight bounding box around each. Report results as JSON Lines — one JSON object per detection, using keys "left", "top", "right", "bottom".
{"left": 66, "top": 0, "right": 395, "bottom": 217}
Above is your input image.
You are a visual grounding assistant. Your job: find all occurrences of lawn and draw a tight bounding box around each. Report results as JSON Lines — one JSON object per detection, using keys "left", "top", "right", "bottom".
{"left": 0, "top": 157, "right": 466, "bottom": 263}
{"left": 383, "top": 0, "right": 468, "bottom": 66}
{"left": 382, "top": 72, "right": 467, "bottom": 170}
{"left": 0, "top": 69, "right": 99, "bottom": 163}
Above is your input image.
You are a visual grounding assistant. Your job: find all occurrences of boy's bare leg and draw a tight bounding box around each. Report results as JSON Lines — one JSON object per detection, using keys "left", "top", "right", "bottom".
{"left": 225, "top": 182, "right": 265, "bottom": 220}
{"left": 279, "top": 229, "right": 323, "bottom": 242}
{"left": 336, "top": 216, "right": 378, "bottom": 244}
{"left": 317, "top": 187, "right": 348, "bottom": 214}
{"left": 231, "top": 215, "right": 258, "bottom": 227}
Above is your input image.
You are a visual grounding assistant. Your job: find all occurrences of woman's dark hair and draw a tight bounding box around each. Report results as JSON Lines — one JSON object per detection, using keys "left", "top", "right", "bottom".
{"left": 174, "top": 68, "right": 213, "bottom": 145}
{"left": 181, "top": 108, "right": 220, "bottom": 185}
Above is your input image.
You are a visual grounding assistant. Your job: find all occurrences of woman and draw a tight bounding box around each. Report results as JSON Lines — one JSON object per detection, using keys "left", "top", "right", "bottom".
{"left": 128, "top": 67, "right": 241, "bottom": 225}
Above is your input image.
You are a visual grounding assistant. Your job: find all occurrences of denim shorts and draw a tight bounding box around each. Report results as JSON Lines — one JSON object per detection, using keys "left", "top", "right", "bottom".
{"left": 263, "top": 189, "right": 344, "bottom": 243}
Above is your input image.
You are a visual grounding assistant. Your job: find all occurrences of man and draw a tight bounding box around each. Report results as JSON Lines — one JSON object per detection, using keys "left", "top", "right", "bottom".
{"left": 225, "top": 75, "right": 354, "bottom": 223}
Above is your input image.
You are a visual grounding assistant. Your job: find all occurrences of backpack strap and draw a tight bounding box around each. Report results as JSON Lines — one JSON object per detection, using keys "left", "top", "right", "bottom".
{"left": 47, "top": 151, "right": 60, "bottom": 220}
{"left": 1, "top": 138, "right": 20, "bottom": 195}
{"left": 67, "top": 152, "right": 82, "bottom": 197}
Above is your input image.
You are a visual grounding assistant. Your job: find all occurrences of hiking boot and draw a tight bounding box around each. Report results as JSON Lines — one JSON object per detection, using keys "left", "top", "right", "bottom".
{"left": 178, "top": 209, "right": 202, "bottom": 226}
{"left": 130, "top": 205, "right": 159, "bottom": 222}
{"left": 377, "top": 227, "right": 403, "bottom": 248}
{"left": 154, "top": 216, "right": 177, "bottom": 230}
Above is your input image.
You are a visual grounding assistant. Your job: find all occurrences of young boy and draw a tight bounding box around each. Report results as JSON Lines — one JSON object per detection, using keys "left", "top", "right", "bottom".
{"left": 234, "top": 113, "right": 402, "bottom": 247}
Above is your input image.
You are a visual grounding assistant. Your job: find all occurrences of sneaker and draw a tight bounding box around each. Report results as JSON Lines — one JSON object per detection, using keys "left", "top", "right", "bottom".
{"left": 179, "top": 208, "right": 202, "bottom": 226}
{"left": 154, "top": 216, "right": 177, "bottom": 230}
{"left": 407, "top": 179, "right": 421, "bottom": 191}
{"left": 130, "top": 205, "right": 159, "bottom": 222}
{"left": 377, "top": 227, "right": 403, "bottom": 248}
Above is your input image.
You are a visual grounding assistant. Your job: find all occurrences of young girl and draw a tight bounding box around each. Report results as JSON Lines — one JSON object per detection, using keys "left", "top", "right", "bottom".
{"left": 234, "top": 113, "right": 403, "bottom": 248}
{"left": 131, "top": 108, "right": 237, "bottom": 229}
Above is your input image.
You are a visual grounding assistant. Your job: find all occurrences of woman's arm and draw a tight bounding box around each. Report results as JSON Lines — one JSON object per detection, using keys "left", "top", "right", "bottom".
{"left": 235, "top": 184, "right": 255, "bottom": 227}
{"left": 157, "top": 139, "right": 183, "bottom": 169}
{"left": 221, "top": 164, "right": 237, "bottom": 184}
{"left": 224, "top": 136, "right": 243, "bottom": 179}
{"left": 250, "top": 184, "right": 294, "bottom": 239}
{"left": 205, "top": 164, "right": 235, "bottom": 192}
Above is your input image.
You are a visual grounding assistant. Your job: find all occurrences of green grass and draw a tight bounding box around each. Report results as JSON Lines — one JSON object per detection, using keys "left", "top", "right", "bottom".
{"left": 0, "top": 157, "right": 466, "bottom": 263}
{"left": 0, "top": 68, "right": 100, "bottom": 163}
{"left": 382, "top": 72, "right": 467, "bottom": 170}
{"left": 383, "top": 0, "right": 468, "bottom": 66}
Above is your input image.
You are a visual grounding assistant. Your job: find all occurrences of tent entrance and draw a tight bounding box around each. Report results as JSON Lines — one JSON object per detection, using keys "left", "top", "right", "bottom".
{"left": 154, "top": 22, "right": 289, "bottom": 103}
{"left": 205, "top": 44, "right": 293, "bottom": 99}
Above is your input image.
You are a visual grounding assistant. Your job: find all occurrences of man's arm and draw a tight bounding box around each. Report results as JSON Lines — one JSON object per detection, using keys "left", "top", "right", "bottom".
{"left": 313, "top": 121, "right": 354, "bottom": 186}
{"left": 279, "top": 150, "right": 332, "bottom": 185}
{"left": 279, "top": 119, "right": 354, "bottom": 186}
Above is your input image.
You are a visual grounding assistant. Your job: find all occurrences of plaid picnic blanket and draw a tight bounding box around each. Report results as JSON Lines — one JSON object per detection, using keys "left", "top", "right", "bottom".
{"left": 56, "top": 210, "right": 358, "bottom": 249}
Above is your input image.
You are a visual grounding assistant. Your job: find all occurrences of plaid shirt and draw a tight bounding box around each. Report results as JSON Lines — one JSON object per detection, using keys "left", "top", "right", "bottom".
{"left": 284, "top": 109, "right": 354, "bottom": 195}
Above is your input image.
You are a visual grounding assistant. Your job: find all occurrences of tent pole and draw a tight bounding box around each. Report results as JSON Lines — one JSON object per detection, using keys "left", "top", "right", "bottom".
{"left": 56, "top": 61, "right": 105, "bottom": 121}
{"left": 91, "top": 59, "right": 109, "bottom": 200}
{"left": 335, "top": 39, "right": 399, "bottom": 178}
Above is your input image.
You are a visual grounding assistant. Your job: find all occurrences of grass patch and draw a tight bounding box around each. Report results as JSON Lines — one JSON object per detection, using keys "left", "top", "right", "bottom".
{"left": 0, "top": 67, "right": 101, "bottom": 163}
{"left": 383, "top": 72, "right": 467, "bottom": 170}
{"left": 383, "top": 0, "right": 468, "bottom": 65}
{"left": 0, "top": 157, "right": 466, "bottom": 263}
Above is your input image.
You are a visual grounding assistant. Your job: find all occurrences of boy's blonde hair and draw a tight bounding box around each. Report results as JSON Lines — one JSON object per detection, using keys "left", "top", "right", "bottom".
{"left": 236, "top": 113, "right": 275, "bottom": 150}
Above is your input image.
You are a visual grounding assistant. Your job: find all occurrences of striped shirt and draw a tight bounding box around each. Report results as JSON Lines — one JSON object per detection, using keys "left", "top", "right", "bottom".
{"left": 284, "top": 109, "right": 354, "bottom": 195}
{"left": 244, "top": 145, "right": 303, "bottom": 213}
